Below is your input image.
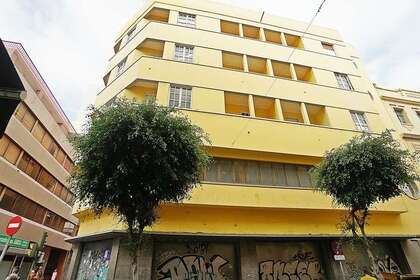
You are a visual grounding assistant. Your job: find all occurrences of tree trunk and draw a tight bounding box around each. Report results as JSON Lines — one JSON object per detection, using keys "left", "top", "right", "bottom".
{"left": 359, "top": 223, "right": 383, "bottom": 280}
{"left": 128, "top": 226, "right": 144, "bottom": 280}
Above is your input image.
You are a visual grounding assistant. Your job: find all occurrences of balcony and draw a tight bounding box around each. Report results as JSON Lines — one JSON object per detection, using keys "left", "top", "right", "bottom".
{"left": 122, "top": 80, "right": 157, "bottom": 103}
{"left": 144, "top": 7, "right": 169, "bottom": 22}
{"left": 183, "top": 109, "right": 364, "bottom": 158}
{"left": 136, "top": 39, "right": 164, "bottom": 57}
{"left": 225, "top": 92, "right": 249, "bottom": 116}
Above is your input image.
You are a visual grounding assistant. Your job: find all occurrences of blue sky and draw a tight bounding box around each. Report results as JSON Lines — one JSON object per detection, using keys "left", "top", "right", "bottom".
{"left": 1, "top": 0, "right": 419, "bottom": 131}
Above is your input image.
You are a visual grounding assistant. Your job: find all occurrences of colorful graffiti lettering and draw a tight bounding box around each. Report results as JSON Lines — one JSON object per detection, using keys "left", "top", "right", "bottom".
{"left": 259, "top": 251, "right": 324, "bottom": 280}
{"left": 157, "top": 254, "right": 229, "bottom": 280}
{"left": 76, "top": 247, "right": 111, "bottom": 280}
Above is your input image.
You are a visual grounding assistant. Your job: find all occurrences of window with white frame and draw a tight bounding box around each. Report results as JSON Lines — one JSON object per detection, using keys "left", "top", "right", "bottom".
{"left": 169, "top": 85, "right": 192, "bottom": 109}
{"left": 177, "top": 12, "right": 196, "bottom": 27}
{"left": 174, "top": 44, "right": 194, "bottom": 63}
{"left": 394, "top": 107, "right": 410, "bottom": 125}
{"left": 116, "top": 58, "right": 127, "bottom": 76}
{"left": 124, "top": 26, "right": 136, "bottom": 45}
{"left": 335, "top": 73, "right": 353, "bottom": 90}
{"left": 350, "top": 111, "right": 369, "bottom": 132}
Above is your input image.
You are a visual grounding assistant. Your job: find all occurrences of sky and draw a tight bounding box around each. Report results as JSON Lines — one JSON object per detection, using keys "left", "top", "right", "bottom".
{"left": 1, "top": 0, "right": 419, "bottom": 131}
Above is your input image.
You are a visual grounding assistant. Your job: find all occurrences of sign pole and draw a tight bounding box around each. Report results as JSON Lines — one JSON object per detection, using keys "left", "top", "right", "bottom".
{"left": 0, "top": 236, "right": 11, "bottom": 263}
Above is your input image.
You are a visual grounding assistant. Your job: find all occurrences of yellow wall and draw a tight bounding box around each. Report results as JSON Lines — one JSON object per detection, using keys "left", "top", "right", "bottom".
{"left": 82, "top": 0, "right": 420, "bottom": 240}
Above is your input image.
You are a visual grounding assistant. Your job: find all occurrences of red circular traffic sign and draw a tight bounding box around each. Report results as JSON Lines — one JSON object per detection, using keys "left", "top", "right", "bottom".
{"left": 6, "top": 216, "right": 22, "bottom": 236}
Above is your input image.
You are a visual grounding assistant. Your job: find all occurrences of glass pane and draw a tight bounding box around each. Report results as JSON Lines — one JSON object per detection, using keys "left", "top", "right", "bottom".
{"left": 33, "top": 206, "right": 46, "bottom": 224}
{"left": 272, "top": 163, "right": 286, "bottom": 186}
{"left": 14, "top": 103, "right": 27, "bottom": 120}
{"left": 3, "top": 141, "right": 21, "bottom": 164}
{"left": 297, "top": 166, "right": 311, "bottom": 187}
{"left": 219, "top": 158, "right": 234, "bottom": 183}
{"left": 0, "top": 189, "right": 18, "bottom": 211}
{"left": 41, "top": 133, "right": 53, "bottom": 150}
{"left": 21, "top": 110, "right": 36, "bottom": 131}
{"left": 55, "top": 149, "right": 66, "bottom": 164}
{"left": 32, "top": 123, "right": 46, "bottom": 142}
{"left": 246, "top": 161, "right": 260, "bottom": 185}
{"left": 260, "top": 162, "right": 273, "bottom": 186}
{"left": 284, "top": 164, "right": 299, "bottom": 187}
{"left": 0, "top": 136, "right": 10, "bottom": 156}
{"left": 233, "top": 160, "right": 246, "bottom": 184}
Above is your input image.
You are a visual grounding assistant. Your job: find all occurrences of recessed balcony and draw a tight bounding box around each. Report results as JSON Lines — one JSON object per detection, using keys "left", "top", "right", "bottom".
{"left": 264, "top": 29, "right": 283, "bottom": 44}
{"left": 272, "top": 60, "right": 292, "bottom": 79}
{"left": 284, "top": 33, "right": 304, "bottom": 48}
{"left": 247, "top": 55, "right": 267, "bottom": 74}
{"left": 225, "top": 92, "right": 249, "bottom": 116}
{"left": 294, "top": 64, "right": 316, "bottom": 83}
{"left": 281, "top": 100, "right": 304, "bottom": 123}
{"left": 136, "top": 39, "right": 164, "bottom": 57}
{"left": 122, "top": 80, "right": 157, "bottom": 104}
{"left": 144, "top": 8, "right": 169, "bottom": 22}
{"left": 254, "top": 96, "right": 276, "bottom": 119}
{"left": 222, "top": 51, "right": 244, "bottom": 71}
{"left": 306, "top": 104, "right": 330, "bottom": 126}
{"left": 220, "top": 20, "right": 240, "bottom": 36}
{"left": 242, "top": 24, "right": 260, "bottom": 40}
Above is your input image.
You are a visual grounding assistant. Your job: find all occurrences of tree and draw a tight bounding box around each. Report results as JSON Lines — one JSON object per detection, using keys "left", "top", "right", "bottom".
{"left": 311, "top": 131, "right": 418, "bottom": 279}
{"left": 70, "top": 100, "right": 210, "bottom": 279}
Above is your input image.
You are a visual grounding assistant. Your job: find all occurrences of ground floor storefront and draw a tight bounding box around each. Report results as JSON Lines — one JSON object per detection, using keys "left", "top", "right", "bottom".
{"left": 65, "top": 233, "right": 420, "bottom": 280}
{"left": 0, "top": 245, "right": 69, "bottom": 280}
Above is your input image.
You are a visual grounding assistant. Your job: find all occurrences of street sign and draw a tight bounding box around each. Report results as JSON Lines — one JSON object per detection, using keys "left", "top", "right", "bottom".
{"left": 5, "top": 216, "right": 22, "bottom": 236}
{"left": 0, "top": 233, "right": 29, "bottom": 249}
{"left": 331, "top": 240, "right": 346, "bottom": 261}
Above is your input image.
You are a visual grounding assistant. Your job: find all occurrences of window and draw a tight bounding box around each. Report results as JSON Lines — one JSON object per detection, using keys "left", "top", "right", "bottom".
{"left": 174, "top": 44, "right": 194, "bottom": 63}
{"left": 15, "top": 103, "right": 36, "bottom": 131}
{"left": 351, "top": 111, "right": 369, "bottom": 132}
{"left": 321, "top": 42, "right": 335, "bottom": 56}
{"left": 220, "top": 20, "right": 240, "bottom": 36}
{"left": 393, "top": 107, "right": 410, "bottom": 125}
{"left": 169, "top": 85, "right": 192, "bottom": 109}
{"left": 17, "top": 153, "right": 42, "bottom": 180}
{"left": 224, "top": 92, "right": 249, "bottom": 116}
{"left": 116, "top": 58, "right": 127, "bottom": 76}
{"left": 335, "top": 73, "right": 353, "bottom": 90}
{"left": 177, "top": 12, "right": 196, "bottom": 27}
{"left": 1, "top": 137, "right": 21, "bottom": 164}
{"left": 203, "top": 158, "right": 313, "bottom": 188}
{"left": 124, "top": 26, "right": 136, "bottom": 44}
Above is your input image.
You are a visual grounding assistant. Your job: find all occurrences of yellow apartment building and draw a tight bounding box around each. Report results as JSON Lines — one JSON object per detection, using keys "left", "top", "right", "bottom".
{"left": 66, "top": 0, "right": 420, "bottom": 279}
{"left": 0, "top": 41, "right": 78, "bottom": 279}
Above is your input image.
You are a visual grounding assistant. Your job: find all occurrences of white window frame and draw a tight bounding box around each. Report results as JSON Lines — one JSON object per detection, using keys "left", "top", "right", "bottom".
{"left": 350, "top": 111, "right": 369, "bottom": 132}
{"left": 335, "top": 73, "right": 353, "bottom": 91}
{"left": 174, "top": 44, "right": 194, "bottom": 63}
{"left": 169, "top": 85, "right": 192, "bottom": 109}
{"left": 177, "top": 12, "right": 196, "bottom": 27}
{"left": 393, "top": 107, "right": 410, "bottom": 125}
{"left": 116, "top": 58, "right": 127, "bottom": 76}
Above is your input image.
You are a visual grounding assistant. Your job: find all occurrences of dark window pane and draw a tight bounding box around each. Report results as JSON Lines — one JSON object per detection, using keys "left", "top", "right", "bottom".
{"left": 260, "top": 162, "right": 273, "bottom": 186}
{"left": 246, "top": 161, "right": 260, "bottom": 185}
{"left": 284, "top": 164, "right": 299, "bottom": 187}
{"left": 272, "top": 163, "right": 286, "bottom": 186}
{"left": 0, "top": 189, "right": 18, "bottom": 211}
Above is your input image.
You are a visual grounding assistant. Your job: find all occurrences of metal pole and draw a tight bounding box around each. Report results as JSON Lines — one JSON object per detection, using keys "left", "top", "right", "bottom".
{"left": 0, "top": 236, "right": 11, "bottom": 263}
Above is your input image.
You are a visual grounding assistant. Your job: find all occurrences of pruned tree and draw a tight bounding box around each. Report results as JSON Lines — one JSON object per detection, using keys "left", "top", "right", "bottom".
{"left": 311, "top": 131, "right": 418, "bottom": 279}
{"left": 70, "top": 100, "right": 210, "bottom": 279}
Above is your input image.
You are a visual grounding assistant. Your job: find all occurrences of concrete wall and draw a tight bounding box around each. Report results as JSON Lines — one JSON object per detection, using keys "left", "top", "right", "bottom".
{"left": 67, "top": 235, "right": 416, "bottom": 280}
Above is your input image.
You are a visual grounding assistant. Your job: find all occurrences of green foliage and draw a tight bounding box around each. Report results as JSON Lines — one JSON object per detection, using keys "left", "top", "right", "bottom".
{"left": 311, "top": 130, "right": 418, "bottom": 211}
{"left": 311, "top": 130, "right": 418, "bottom": 277}
{"left": 70, "top": 100, "right": 210, "bottom": 238}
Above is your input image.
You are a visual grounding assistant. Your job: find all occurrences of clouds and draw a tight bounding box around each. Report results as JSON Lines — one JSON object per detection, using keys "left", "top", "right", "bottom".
{"left": 1, "top": 0, "right": 419, "bottom": 131}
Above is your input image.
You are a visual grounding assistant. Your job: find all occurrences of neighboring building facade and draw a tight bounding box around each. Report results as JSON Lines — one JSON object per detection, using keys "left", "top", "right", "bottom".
{"left": 66, "top": 0, "right": 420, "bottom": 279}
{"left": 0, "top": 41, "right": 78, "bottom": 279}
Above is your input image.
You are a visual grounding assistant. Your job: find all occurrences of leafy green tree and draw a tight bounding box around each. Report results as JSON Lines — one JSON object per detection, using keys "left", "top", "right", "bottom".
{"left": 311, "top": 131, "right": 418, "bottom": 279}
{"left": 70, "top": 100, "right": 210, "bottom": 279}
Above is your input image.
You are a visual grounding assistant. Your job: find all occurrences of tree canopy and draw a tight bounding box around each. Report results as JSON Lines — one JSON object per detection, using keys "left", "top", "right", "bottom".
{"left": 70, "top": 100, "right": 210, "bottom": 244}
{"left": 311, "top": 130, "right": 418, "bottom": 278}
{"left": 311, "top": 131, "right": 418, "bottom": 211}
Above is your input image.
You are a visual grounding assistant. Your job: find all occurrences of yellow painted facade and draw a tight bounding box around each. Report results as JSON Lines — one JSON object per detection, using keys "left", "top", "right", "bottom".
{"left": 78, "top": 0, "right": 420, "bottom": 250}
